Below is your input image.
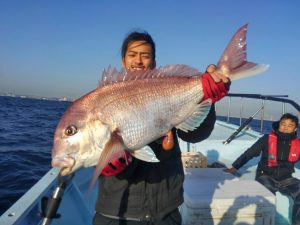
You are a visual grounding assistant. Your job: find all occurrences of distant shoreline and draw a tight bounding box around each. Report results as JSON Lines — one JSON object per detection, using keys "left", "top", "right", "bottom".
{"left": 0, "top": 93, "right": 72, "bottom": 102}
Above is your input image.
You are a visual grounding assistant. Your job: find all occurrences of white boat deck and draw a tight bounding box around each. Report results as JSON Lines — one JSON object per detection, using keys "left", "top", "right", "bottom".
{"left": 181, "top": 168, "right": 276, "bottom": 225}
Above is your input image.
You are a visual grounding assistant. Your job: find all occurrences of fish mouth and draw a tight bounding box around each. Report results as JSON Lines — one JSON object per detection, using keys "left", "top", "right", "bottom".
{"left": 60, "top": 166, "right": 73, "bottom": 176}
{"left": 52, "top": 156, "right": 76, "bottom": 176}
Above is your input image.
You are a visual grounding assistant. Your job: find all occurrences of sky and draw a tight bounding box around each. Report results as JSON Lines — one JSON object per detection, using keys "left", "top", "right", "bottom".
{"left": 0, "top": 0, "right": 300, "bottom": 116}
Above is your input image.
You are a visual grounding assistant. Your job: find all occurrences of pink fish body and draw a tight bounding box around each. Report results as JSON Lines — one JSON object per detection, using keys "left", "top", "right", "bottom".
{"left": 51, "top": 24, "right": 269, "bottom": 179}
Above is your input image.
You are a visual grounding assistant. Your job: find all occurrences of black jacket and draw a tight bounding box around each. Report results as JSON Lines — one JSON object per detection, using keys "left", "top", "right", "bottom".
{"left": 95, "top": 105, "right": 216, "bottom": 221}
{"left": 232, "top": 121, "right": 299, "bottom": 181}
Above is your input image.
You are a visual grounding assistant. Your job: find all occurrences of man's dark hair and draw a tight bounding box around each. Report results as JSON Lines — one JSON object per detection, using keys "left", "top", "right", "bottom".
{"left": 121, "top": 31, "right": 156, "bottom": 62}
{"left": 280, "top": 113, "right": 299, "bottom": 126}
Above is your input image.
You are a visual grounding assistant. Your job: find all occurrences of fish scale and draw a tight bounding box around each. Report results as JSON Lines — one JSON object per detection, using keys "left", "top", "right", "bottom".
{"left": 101, "top": 77, "right": 203, "bottom": 149}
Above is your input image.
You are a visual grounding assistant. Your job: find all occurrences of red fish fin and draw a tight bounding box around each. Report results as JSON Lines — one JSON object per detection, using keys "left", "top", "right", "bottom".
{"left": 216, "top": 24, "right": 269, "bottom": 80}
{"left": 89, "top": 131, "right": 125, "bottom": 190}
{"left": 176, "top": 99, "right": 212, "bottom": 132}
{"left": 99, "top": 65, "right": 202, "bottom": 88}
{"left": 131, "top": 146, "right": 159, "bottom": 162}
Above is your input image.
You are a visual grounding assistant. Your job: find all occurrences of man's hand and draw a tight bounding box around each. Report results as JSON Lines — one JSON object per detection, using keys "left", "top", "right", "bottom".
{"left": 223, "top": 167, "right": 237, "bottom": 174}
{"left": 206, "top": 64, "right": 230, "bottom": 83}
{"left": 202, "top": 64, "right": 231, "bottom": 103}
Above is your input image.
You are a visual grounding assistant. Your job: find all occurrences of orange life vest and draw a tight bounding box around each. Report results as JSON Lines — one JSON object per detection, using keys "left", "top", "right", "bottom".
{"left": 268, "top": 132, "right": 300, "bottom": 167}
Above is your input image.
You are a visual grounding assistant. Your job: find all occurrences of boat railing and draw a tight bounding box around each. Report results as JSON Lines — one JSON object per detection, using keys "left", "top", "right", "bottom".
{"left": 214, "top": 93, "right": 300, "bottom": 145}
{"left": 184, "top": 93, "right": 300, "bottom": 151}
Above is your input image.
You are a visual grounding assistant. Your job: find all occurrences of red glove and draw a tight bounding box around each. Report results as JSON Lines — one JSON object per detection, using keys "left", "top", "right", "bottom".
{"left": 101, "top": 151, "right": 132, "bottom": 176}
{"left": 202, "top": 72, "right": 230, "bottom": 103}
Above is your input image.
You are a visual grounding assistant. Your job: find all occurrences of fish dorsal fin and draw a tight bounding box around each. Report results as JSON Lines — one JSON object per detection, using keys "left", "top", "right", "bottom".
{"left": 98, "top": 65, "right": 127, "bottom": 87}
{"left": 131, "top": 146, "right": 160, "bottom": 162}
{"left": 176, "top": 99, "right": 212, "bottom": 132}
{"left": 155, "top": 64, "right": 201, "bottom": 77}
{"left": 98, "top": 64, "right": 201, "bottom": 87}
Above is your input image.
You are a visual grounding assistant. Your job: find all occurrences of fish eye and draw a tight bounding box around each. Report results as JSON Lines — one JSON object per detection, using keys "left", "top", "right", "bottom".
{"left": 65, "top": 125, "right": 78, "bottom": 136}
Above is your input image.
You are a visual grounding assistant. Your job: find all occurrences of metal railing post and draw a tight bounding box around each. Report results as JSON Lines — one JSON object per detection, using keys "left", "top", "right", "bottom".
{"left": 227, "top": 97, "right": 231, "bottom": 123}
{"left": 260, "top": 100, "right": 266, "bottom": 133}
{"left": 240, "top": 97, "right": 244, "bottom": 126}
{"left": 282, "top": 102, "right": 286, "bottom": 115}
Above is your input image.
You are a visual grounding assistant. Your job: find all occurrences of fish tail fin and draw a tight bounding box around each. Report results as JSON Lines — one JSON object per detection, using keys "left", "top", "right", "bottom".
{"left": 216, "top": 24, "right": 269, "bottom": 81}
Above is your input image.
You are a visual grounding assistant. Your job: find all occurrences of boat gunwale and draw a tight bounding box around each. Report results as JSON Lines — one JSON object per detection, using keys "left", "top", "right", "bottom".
{"left": 0, "top": 168, "right": 60, "bottom": 224}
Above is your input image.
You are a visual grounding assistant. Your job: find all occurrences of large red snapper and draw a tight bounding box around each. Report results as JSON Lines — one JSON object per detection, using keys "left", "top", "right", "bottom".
{"left": 51, "top": 24, "right": 269, "bottom": 180}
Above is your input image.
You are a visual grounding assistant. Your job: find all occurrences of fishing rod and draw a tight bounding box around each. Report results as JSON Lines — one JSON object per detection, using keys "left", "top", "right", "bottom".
{"left": 39, "top": 172, "right": 74, "bottom": 225}
{"left": 223, "top": 105, "right": 264, "bottom": 145}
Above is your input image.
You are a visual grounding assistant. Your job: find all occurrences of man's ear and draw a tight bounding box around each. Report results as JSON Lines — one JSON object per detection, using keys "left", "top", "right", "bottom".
{"left": 150, "top": 61, "right": 156, "bottom": 69}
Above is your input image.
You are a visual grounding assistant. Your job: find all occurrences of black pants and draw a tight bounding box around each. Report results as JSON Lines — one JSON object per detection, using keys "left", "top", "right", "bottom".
{"left": 256, "top": 175, "right": 300, "bottom": 225}
{"left": 93, "top": 208, "right": 182, "bottom": 225}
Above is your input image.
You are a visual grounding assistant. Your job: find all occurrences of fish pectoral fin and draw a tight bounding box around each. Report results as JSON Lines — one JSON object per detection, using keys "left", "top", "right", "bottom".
{"left": 90, "top": 131, "right": 125, "bottom": 188}
{"left": 131, "top": 146, "right": 160, "bottom": 162}
{"left": 176, "top": 99, "right": 212, "bottom": 132}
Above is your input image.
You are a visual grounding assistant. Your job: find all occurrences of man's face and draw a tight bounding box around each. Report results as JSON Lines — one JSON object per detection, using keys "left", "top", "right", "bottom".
{"left": 122, "top": 40, "right": 155, "bottom": 72}
{"left": 278, "top": 118, "right": 297, "bottom": 134}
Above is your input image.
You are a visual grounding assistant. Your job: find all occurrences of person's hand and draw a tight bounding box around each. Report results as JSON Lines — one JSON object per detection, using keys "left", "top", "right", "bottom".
{"left": 202, "top": 64, "right": 231, "bottom": 103}
{"left": 223, "top": 167, "right": 237, "bottom": 174}
{"left": 101, "top": 151, "right": 132, "bottom": 176}
{"left": 206, "top": 64, "right": 230, "bottom": 83}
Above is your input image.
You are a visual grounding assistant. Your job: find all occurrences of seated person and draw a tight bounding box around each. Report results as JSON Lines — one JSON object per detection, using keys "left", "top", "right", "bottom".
{"left": 225, "top": 113, "right": 300, "bottom": 225}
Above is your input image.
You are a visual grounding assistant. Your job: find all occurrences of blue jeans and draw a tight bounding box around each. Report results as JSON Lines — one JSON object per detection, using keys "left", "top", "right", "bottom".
{"left": 256, "top": 175, "right": 300, "bottom": 225}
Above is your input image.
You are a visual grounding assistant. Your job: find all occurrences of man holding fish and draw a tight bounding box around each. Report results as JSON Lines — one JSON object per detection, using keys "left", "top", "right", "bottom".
{"left": 51, "top": 24, "right": 268, "bottom": 224}
{"left": 93, "top": 31, "right": 230, "bottom": 224}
